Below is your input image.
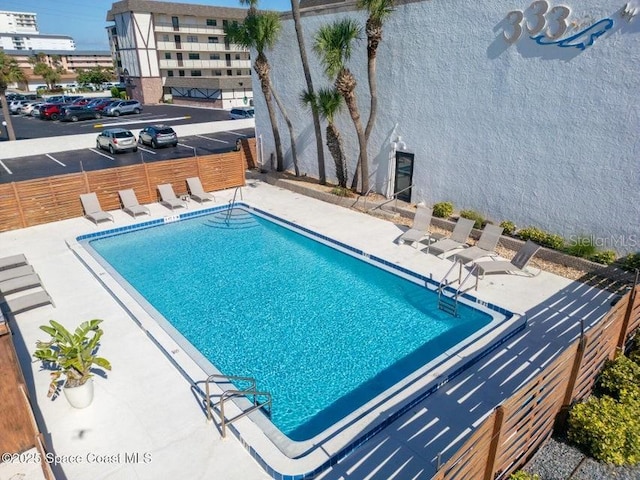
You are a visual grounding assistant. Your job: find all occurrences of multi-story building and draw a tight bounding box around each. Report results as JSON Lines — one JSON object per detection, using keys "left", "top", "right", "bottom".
{"left": 0, "top": 10, "right": 75, "bottom": 51}
{"left": 106, "top": 0, "right": 253, "bottom": 107}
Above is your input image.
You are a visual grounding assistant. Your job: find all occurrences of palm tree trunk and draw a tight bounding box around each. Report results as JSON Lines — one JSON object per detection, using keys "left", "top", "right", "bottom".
{"left": 255, "top": 55, "right": 284, "bottom": 171}
{"left": 343, "top": 92, "right": 368, "bottom": 193}
{"left": 326, "top": 124, "right": 347, "bottom": 187}
{"left": 291, "top": 0, "right": 327, "bottom": 185}
{"left": 364, "top": 26, "right": 378, "bottom": 143}
{"left": 269, "top": 83, "right": 300, "bottom": 176}
{"left": 0, "top": 93, "right": 17, "bottom": 141}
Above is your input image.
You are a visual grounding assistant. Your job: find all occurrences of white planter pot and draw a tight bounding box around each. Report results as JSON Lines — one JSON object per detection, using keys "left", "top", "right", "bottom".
{"left": 63, "top": 378, "right": 94, "bottom": 409}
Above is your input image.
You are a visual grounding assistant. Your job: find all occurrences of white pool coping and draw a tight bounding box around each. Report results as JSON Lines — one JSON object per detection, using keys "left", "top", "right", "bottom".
{"left": 0, "top": 180, "right": 611, "bottom": 480}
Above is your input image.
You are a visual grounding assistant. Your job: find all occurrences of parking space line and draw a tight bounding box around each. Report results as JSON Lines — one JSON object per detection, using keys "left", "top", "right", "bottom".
{"left": 94, "top": 115, "right": 192, "bottom": 129}
{"left": 137, "top": 146, "right": 156, "bottom": 154}
{"left": 195, "top": 134, "right": 229, "bottom": 144}
{"left": 89, "top": 148, "right": 114, "bottom": 160}
{"left": 0, "top": 160, "right": 12, "bottom": 175}
{"left": 46, "top": 154, "right": 66, "bottom": 167}
{"left": 227, "top": 131, "right": 248, "bottom": 137}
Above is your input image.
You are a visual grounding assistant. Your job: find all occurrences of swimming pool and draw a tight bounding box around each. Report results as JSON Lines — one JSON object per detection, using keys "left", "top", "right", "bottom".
{"left": 76, "top": 203, "right": 520, "bottom": 463}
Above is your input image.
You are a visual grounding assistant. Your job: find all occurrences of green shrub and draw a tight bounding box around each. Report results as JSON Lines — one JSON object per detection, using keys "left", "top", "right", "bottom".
{"left": 509, "top": 472, "right": 540, "bottom": 480}
{"left": 432, "top": 202, "right": 454, "bottom": 219}
{"left": 331, "top": 187, "right": 354, "bottom": 197}
{"left": 595, "top": 355, "right": 640, "bottom": 402}
{"left": 589, "top": 250, "right": 617, "bottom": 265}
{"left": 500, "top": 220, "right": 517, "bottom": 236}
{"left": 629, "top": 335, "right": 640, "bottom": 365}
{"left": 565, "top": 236, "right": 597, "bottom": 258}
{"left": 568, "top": 394, "right": 640, "bottom": 465}
{"left": 518, "top": 226, "right": 565, "bottom": 250}
{"left": 459, "top": 209, "right": 485, "bottom": 229}
{"left": 619, "top": 252, "right": 640, "bottom": 272}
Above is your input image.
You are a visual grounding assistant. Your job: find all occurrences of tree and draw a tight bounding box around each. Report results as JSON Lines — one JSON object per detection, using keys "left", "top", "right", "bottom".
{"left": 0, "top": 51, "right": 26, "bottom": 141}
{"left": 270, "top": 84, "right": 300, "bottom": 176}
{"left": 227, "top": 3, "right": 285, "bottom": 171}
{"left": 356, "top": 0, "right": 395, "bottom": 190}
{"left": 76, "top": 67, "right": 114, "bottom": 90}
{"left": 291, "top": 0, "right": 327, "bottom": 184}
{"left": 30, "top": 53, "right": 65, "bottom": 90}
{"left": 313, "top": 19, "right": 369, "bottom": 193}
{"left": 301, "top": 88, "right": 347, "bottom": 187}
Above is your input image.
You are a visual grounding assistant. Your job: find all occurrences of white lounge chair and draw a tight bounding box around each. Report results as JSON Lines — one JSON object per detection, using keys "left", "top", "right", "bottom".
{"left": 0, "top": 265, "right": 35, "bottom": 283}
{"left": 474, "top": 240, "right": 541, "bottom": 278}
{"left": 5, "top": 290, "right": 53, "bottom": 314}
{"left": 80, "top": 193, "right": 114, "bottom": 225}
{"left": 157, "top": 184, "right": 187, "bottom": 211}
{"left": 398, "top": 206, "right": 445, "bottom": 248}
{"left": 118, "top": 189, "right": 150, "bottom": 217}
{"left": 454, "top": 224, "right": 504, "bottom": 264}
{"left": 0, "top": 254, "right": 28, "bottom": 271}
{"left": 0, "top": 273, "right": 42, "bottom": 295}
{"left": 186, "top": 177, "right": 215, "bottom": 203}
{"left": 426, "top": 217, "right": 475, "bottom": 258}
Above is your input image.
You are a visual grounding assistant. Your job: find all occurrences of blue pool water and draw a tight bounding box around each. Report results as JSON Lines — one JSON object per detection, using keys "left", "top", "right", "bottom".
{"left": 88, "top": 208, "right": 493, "bottom": 441}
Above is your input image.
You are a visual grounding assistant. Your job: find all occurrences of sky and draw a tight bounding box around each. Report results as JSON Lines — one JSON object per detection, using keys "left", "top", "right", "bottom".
{"left": 1, "top": 0, "right": 292, "bottom": 51}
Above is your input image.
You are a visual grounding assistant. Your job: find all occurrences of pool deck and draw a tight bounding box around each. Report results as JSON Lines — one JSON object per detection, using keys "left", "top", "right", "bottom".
{"left": 0, "top": 180, "right": 616, "bottom": 480}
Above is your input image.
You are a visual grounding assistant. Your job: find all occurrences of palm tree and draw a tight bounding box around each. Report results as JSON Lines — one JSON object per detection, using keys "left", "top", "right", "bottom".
{"left": 301, "top": 88, "right": 347, "bottom": 187}
{"left": 227, "top": 4, "right": 285, "bottom": 171}
{"left": 313, "top": 19, "right": 369, "bottom": 193}
{"left": 270, "top": 84, "right": 300, "bottom": 176}
{"left": 357, "top": 0, "right": 395, "bottom": 144}
{"left": 291, "top": 0, "right": 327, "bottom": 185}
{"left": 0, "top": 52, "right": 26, "bottom": 141}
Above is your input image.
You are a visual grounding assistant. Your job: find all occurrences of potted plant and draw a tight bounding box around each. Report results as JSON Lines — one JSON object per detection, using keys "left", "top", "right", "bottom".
{"left": 33, "top": 319, "right": 111, "bottom": 409}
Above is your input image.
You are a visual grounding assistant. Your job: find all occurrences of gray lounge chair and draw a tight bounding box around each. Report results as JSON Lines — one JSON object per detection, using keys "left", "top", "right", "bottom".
{"left": 0, "top": 254, "right": 28, "bottom": 271}
{"left": 80, "top": 193, "right": 114, "bottom": 225}
{"left": 0, "top": 273, "right": 42, "bottom": 295}
{"left": 454, "top": 224, "right": 504, "bottom": 264}
{"left": 474, "top": 240, "right": 541, "bottom": 278}
{"left": 5, "top": 290, "right": 53, "bottom": 314}
{"left": 186, "top": 177, "right": 215, "bottom": 203}
{"left": 158, "top": 184, "right": 187, "bottom": 211}
{"left": 426, "top": 217, "right": 475, "bottom": 257}
{"left": 398, "top": 206, "right": 445, "bottom": 248}
{"left": 118, "top": 189, "right": 150, "bottom": 217}
{"left": 0, "top": 265, "right": 35, "bottom": 283}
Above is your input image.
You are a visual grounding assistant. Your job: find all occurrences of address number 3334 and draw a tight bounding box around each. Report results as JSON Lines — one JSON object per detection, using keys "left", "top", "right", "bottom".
{"left": 503, "top": 0, "right": 571, "bottom": 44}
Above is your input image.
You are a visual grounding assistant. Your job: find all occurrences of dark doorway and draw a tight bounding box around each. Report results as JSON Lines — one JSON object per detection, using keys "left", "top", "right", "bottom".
{"left": 394, "top": 151, "right": 414, "bottom": 202}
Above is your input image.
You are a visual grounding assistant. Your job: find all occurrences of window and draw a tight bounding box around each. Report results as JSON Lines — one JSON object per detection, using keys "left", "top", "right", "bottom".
{"left": 186, "top": 35, "right": 198, "bottom": 43}
{"left": 210, "top": 53, "right": 220, "bottom": 60}
{"left": 179, "top": 70, "right": 185, "bottom": 77}
{"left": 206, "top": 19, "right": 217, "bottom": 26}
{"left": 236, "top": 70, "right": 242, "bottom": 76}
{"left": 214, "top": 70, "right": 222, "bottom": 76}
{"left": 172, "top": 16, "right": 179, "bottom": 30}
{"left": 208, "top": 36, "right": 219, "bottom": 43}
{"left": 188, "top": 53, "right": 200, "bottom": 60}
{"left": 235, "top": 53, "right": 241, "bottom": 60}
{"left": 227, "top": 69, "right": 232, "bottom": 76}
{"left": 222, "top": 20, "right": 228, "bottom": 27}
{"left": 167, "top": 70, "right": 174, "bottom": 77}
{"left": 162, "top": 34, "right": 169, "bottom": 42}
{"left": 191, "top": 70, "right": 202, "bottom": 76}
{"left": 164, "top": 52, "right": 171, "bottom": 59}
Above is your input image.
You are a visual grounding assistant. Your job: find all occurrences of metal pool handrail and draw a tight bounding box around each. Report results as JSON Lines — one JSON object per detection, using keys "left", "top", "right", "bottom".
{"left": 225, "top": 186, "right": 243, "bottom": 223}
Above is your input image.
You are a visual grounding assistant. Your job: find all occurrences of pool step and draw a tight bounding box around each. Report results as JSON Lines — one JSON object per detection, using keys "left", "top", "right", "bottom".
{"left": 204, "top": 211, "right": 259, "bottom": 230}
{"left": 438, "top": 294, "right": 458, "bottom": 317}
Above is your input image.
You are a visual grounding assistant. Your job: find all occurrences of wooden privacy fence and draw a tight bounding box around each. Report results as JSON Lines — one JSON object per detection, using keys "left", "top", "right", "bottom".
{"left": 433, "top": 283, "right": 640, "bottom": 480}
{"left": 0, "top": 139, "right": 255, "bottom": 232}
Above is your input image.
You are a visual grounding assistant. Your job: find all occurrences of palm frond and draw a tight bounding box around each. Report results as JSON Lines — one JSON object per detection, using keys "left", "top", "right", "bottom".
{"left": 357, "top": 0, "right": 395, "bottom": 20}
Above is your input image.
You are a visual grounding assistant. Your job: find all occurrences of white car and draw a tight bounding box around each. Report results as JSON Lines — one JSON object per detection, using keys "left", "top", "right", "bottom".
{"left": 19, "top": 102, "right": 41, "bottom": 116}
{"left": 9, "top": 100, "right": 29, "bottom": 114}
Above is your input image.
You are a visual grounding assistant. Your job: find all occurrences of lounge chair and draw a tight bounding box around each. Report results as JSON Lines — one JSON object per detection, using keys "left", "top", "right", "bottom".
{"left": 426, "top": 217, "right": 475, "bottom": 257}
{"left": 157, "top": 184, "right": 187, "bottom": 211}
{"left": 398, "top": 206, "right": 445, "bottom": 248}
{"left": 0, "top": 273, "right": 42, "bottom": 295}
{"left": 186, "top": 177, "right": 215, "bottom": 203}
{"left": 453, "top": 224, "right": 504, "bottom": 264}
{"left": 0, "top": 254, "right": 28, "bottom": 271}
{"left": 0, "top": 265, "right": 35, "bottom": 283}
{"left": 474, "top": 240, "right": 541, "bottom": 278}
{"left": 118, "top": 189, "right": 150, "bottom": 217}
{"left": 4, "top": 290, "right": 53, "bottom": 314}
{"left": 80, "top": 193, "right": 114, "bottom": 225}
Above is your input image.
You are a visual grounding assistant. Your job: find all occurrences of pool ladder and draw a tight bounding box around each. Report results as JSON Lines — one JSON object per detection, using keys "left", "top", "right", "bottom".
{"left": 205, "top": 374, "right": 272, "bottom": 438}
{"left": 225, "top": 186, "right": 243, "bottom": 223}
{"left": 437, "top": 260, "right": 478, "bottom": 316}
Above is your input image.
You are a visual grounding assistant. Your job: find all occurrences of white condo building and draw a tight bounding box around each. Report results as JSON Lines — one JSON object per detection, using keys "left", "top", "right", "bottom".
{"left": 0, "top": 10, "right": 76, "bottom": 51}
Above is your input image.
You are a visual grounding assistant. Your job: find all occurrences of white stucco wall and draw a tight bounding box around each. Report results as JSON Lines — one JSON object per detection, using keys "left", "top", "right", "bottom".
{"left": 254, "top": 0, "right": 640, "bottom": 254}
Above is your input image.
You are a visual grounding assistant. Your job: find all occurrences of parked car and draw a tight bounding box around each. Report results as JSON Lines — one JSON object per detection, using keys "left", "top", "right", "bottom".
{"left": 138, "top": 125, "right": 178, "bottom": 148}
{"left": 104, "top": 100, "right": 142, "bottom": 116}
{"left": 96, "top": 128, "right": 138, "bottom": 154}
{"left": 18, "top": 101, "right": 40, "bottom": 115}
{"left": 30, "top": 104, "right": 43, "bottom": 117}
{"left": 229, "top": 107, "right": 254, "bottom": 119}
{"left": 9, "top": 100, "right": 30, "bottom": 114}
{"left": 39, "top": 103, "right": 66, "bottom": 120}
{"left": 60, "top": 106, "right": 101, "bottom": 122}
{"left": 92, "top": 99, "right": 118, "bottom": 111}
{"left": 71, "top": 97, "right": 91, "bottom": 106}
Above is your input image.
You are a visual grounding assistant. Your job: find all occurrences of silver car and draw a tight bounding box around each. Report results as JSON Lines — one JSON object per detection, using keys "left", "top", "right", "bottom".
{"left": 96, "top": 128, "right": 138, "bottom": 154}
{"left": 104, "top": 100, "right": 142, "bottom": 116}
